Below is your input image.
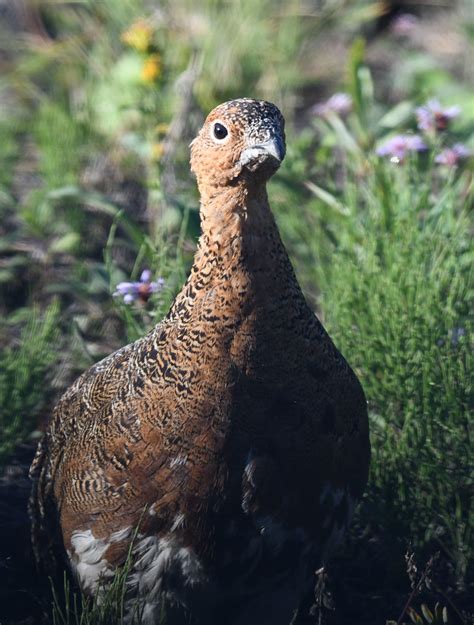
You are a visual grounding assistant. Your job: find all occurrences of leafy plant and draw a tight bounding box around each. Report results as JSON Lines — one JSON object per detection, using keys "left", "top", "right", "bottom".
{"left": 299, "top": 51, "right": 473, "bottom": 588}
{"left": 0, "top": 303, "right": 60, "bottom": 464}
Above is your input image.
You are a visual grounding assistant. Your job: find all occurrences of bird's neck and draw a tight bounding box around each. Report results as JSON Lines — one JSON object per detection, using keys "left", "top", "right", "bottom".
{"left": 198, "top": 179, "right": 268, "bottom": 241}
{"left": 167, "top": 179, "right": 303, "bottom": 324}
{"left": 197, "top": 179, "right": 292, "bottom": 280}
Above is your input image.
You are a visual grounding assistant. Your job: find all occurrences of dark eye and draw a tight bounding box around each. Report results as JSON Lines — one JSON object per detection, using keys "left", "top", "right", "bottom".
{"left": 213, "top": 123, "right": 228, "bottom": 140}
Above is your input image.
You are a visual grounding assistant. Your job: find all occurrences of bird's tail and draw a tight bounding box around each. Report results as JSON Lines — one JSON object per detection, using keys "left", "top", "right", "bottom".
{"left": 28, "top": 434, "right": 60, "bottom": 575}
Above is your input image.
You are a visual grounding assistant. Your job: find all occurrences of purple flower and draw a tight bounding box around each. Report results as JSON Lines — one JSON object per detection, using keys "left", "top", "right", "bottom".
{"left": 376, "top": 134, "right": 427, "bottom": 162}
{"left": 435, "top": 144, "right": 471, "bottom": 167}
{"left": 311, "top": 93, "right": 352, "bottom": 118}
{"left": 390, "top": 13, "right": 418, "bottom": 36}
{"left": 416, "top": 100, "right": 460, "bottom": 132}
{"left": 114, "top": 269, "right": 164, "bottom": 304}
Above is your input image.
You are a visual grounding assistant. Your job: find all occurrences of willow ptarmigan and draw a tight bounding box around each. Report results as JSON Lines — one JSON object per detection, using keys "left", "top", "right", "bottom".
{"left": 29, "top": 98, "right": 370, "bottom": 625}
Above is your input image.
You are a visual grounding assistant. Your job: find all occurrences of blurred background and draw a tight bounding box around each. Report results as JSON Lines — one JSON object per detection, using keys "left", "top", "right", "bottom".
{"left": 0, "top": 1, "right": 472, "bottom": 624}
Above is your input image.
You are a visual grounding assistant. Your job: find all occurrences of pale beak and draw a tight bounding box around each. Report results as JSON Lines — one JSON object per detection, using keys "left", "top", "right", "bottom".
{"left": 239, "top": 135, "right": 286, "bottom": 169}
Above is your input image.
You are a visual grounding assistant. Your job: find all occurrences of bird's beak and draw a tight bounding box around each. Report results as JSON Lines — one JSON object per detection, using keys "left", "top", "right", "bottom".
{"left": 239, "top": 135, "right": 286, "bottom": 169}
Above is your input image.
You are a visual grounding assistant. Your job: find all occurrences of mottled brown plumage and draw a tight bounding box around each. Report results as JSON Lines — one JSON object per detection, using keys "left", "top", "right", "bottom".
{"left": 30, "top": 99, "right": 369, "bottom": 625}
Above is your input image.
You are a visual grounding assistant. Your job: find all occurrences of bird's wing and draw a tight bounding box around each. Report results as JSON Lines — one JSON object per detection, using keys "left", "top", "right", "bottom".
{"left": 29, "top": 336, "right": 146, "bottom": 568}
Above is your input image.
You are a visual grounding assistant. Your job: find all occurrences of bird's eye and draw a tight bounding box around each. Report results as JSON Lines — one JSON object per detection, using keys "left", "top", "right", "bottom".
{"left": 213, "top": 122, "right": 228, "bottom": 141}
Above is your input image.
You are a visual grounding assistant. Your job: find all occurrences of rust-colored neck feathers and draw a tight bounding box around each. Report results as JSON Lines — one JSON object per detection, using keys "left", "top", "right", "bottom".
{"left": 186, "top": 97, "right": 288, "bottom": 288}
{"left": 199, "top": 178, "right": 275, "bottom": 253}
{"left": 167, "top": 100, "right": 296, "bottom": 330}
{"left": 167, "top": 175, "right": 296, "bottom": 330}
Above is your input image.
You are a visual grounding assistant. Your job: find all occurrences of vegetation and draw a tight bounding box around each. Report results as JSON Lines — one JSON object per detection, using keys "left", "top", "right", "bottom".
{"left": 0, "top": 1, "right": 472, "bottom": 624}
{"left": 0, "top": 303, "right": 59, "bottom": 464}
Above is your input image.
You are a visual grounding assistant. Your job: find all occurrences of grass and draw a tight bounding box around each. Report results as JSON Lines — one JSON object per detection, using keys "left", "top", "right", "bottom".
{"left": 0, "top": 1, "right": 473, "bottom": 624}
{"left": 50, "top": 553, "right": 142, "bottom": 625}
{"left": 318, "top": 160, "right": 473, "bottom": 583}
{"left": 0, "top": 303, "right": 60, "bottom": 464}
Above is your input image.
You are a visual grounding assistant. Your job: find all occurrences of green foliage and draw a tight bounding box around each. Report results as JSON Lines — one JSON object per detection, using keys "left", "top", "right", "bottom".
{"left": 0, "top": 1, "right": 473, "bottom": 622}
{"left": 0, "top": 304, "right": 60, "bottom": 464}
{"left": 387, "top": 603, "right": 450, "bottom": 625}
{"left": 0, "top": 120, "right": 19, "bottom": 191}
{"left": 49, "top": 516, "right": 190, "bottom": 625}
{"left": 34, "top": 102, "right": 89, "bottom": 189}
{"left": 298, "top": 56, "right": 473, "bottom": 586}
{"left": 51, "top": 560, "right": 140, "bottom": 625}
{"left": 104, "top": 206, "right": 191, "bottom": 343}
{"left": 50, "top": 515, "right": 141, "bottom": 625}
{"left": 319, "top": 162, "right": 472, "bottom": 584}
{"left": 407, "top": 603, "right": 449, "bottom": 624}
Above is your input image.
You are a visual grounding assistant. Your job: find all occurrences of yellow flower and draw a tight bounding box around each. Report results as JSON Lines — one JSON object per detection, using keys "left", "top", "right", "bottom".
{"left": 121, "top": 19, "right": 154, "bottom": 53}
{"left": 151, "top": 142, "right": 165, "bottom": 161}
{"left": 141, "top": 54, "right": 162, "bottom": 83}
{"left": 154, "top": 122, "right": 169, "bottom": 135}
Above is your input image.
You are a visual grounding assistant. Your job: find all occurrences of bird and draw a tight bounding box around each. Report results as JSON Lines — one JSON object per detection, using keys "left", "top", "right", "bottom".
{"left": 29, "top": 98, "right": 370, "bottom": 625}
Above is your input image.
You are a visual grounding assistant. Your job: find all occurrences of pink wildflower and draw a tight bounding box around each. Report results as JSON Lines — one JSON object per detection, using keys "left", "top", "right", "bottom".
{"left": 311, "top": 93, "right": 353, "bottom": 118}
{"left": 416, "top": 100, "right": 460, "bottom": 132}
{"left": 114, "top": 270, "right": 164, "bottom": 304}
{"left": 376, "top": 135, "right": 427, "bottom": 162}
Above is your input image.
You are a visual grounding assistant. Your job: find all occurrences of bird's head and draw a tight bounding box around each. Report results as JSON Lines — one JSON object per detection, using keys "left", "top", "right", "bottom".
{"left": 190, "top": 98, "right": 286, "bottom": 189}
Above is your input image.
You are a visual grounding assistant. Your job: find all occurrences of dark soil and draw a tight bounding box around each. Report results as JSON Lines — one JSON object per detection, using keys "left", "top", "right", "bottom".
{"left": 0, "top": 444, "right": 49, "bottom": 625}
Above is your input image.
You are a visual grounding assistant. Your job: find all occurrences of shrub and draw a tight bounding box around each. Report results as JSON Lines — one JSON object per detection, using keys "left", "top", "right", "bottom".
{"left": 281, "top": 50, "right": 474, "bottom": 588}
{"left": 317, "top": 161, "right": 472, "bottom": 586}
{"left": 0, "top": 304, "right": 60, "bottom": 465}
